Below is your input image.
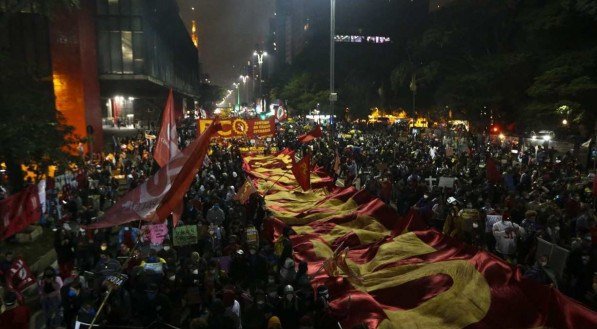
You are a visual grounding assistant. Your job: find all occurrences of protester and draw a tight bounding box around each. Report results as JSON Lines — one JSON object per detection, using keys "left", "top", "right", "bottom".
{"left": 0, "top": 291, "right": 31, "bottom": 329}
{"left": 0, "top": 114, "right": 595, "bottom": 329}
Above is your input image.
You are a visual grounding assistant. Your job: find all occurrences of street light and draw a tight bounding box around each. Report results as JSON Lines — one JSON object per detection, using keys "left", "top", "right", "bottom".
{"left": 233, "top": 83, "right": 240, "bottom": 111}
{"left": 253, "top": 50, "right": 268, "bottom": 113}
{"left": 239, "top": 75, "right": 249, "bottom": 105}
{"left": 329, "top": 0, "right": 337, "bottom": 140}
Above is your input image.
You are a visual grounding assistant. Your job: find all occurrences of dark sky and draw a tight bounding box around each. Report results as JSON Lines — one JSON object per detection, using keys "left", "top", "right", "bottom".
{"left": 177, "top": 0, "right": 275, "bottom": 87}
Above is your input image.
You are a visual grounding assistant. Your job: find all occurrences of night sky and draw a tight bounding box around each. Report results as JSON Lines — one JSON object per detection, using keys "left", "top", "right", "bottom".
{"left": 177, "top": 0, "right": 275, "bottom": 87}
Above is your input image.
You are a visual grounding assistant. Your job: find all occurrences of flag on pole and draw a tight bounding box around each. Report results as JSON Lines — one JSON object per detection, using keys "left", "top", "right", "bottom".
{"left": 0, "top": 185, "right": 41, "bottom": 240}
{"left": 291, "top": 154, "right": 311, "bottom": 191}
{"left": 85, "top": 121, "right": 221, "bottom": 229}
{"left": 297, "top": 125, "right": 323, "bottom": 144}
{"left": 153, "top": 89, "right": 181, "bottom": 168}
{"left": 156, "top": 120, "right": 221, "bottom": 227}
{"left": 235, "top": 179, "right": 257, "bottom": 204}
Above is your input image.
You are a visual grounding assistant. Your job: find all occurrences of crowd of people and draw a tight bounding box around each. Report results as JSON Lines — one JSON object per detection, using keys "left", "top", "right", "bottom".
{"left": 0, "top": 116, "right": 596, "bottom": 329}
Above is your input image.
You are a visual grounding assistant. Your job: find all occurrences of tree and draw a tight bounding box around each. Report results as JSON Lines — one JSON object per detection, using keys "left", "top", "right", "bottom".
{"left": 198, "top": 83, "right": 224, "bottom": 111}
{"left": 276, "top": 73, "right": 328, "bottom": 115}
{"left": 0, "top": 54, "right": 75, "bottom": 192}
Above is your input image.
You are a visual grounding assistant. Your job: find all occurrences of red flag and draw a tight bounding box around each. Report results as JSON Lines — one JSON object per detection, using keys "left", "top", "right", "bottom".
{"left": 297, "top": 125, "right": 323, "bottom": 143}
{"left": 244, "top": 153, "right": 597, "bottom": 329}
{"left": 0, "top": 185, "right": 41, "bottom": 240}
{"left": 153, "top": 89, "right": 181, "bottom": 168}
{"left": 156, "top": 121, "right": 222, "bottom": 226}
{"left": 5, "top": 257, "right": 36, "bottom": 292}
{"left": 85, "top": 121, "right": 221, "bottom": 229}
{"left": 486, "top": 157, "right": 502, "bottom": 184}
{"left": 291, "top": 154, "right": 311, "bottom": 191}
{"left": 235, "top": 180, "right": 257, "bottom": 204}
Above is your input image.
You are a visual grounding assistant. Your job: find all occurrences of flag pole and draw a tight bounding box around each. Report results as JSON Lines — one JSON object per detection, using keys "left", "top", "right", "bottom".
{"left": 89, "top": 287, "right": 113, "bottom": 328}
{"left": 262, "top": 166, "right": 292, "bottom": 195}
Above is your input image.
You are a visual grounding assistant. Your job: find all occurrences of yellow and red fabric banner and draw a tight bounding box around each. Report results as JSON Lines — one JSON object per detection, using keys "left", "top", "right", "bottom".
{"left": 243, "top": 151, "right": 597, "bottom": 329}
{"left": 198, "top": 117, "right": 275, "bottom": 138}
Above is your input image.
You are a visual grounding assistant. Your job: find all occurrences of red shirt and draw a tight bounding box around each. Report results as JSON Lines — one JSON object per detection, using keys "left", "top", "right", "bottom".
{"left": 0, "top": 305, "right": 31, "bottom": 329}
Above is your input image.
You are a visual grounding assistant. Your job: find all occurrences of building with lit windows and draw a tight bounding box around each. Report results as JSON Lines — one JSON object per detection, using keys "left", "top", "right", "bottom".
{"left": 1, "top": 0, "right": 201, "bottom": 151}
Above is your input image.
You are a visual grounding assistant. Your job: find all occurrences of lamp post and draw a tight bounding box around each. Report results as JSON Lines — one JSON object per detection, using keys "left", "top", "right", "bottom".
{"left": 329, "top": 0, "right": 336, "bottom": 141}
{"left": 240, "top": 75, "right": 249, "bottom": 105}
{"left": 233, "top": 83, "right": 240, "bottom": 112}
{"left": 253, "top": 50, "right": 267, "bottom": 113}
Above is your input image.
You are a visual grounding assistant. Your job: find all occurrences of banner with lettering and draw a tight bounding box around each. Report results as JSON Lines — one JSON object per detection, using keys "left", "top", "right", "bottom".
{"left": 198, "top": 117, "right": 276, "bottom": 138}
{"left": 173, "top": 225, "right": 198, "bottom": 246}
{"left": 143, "top": 222, "right": 168, "bottom": 245}
{"left": 243, "top": 150, "right": 597, "bottom": 329}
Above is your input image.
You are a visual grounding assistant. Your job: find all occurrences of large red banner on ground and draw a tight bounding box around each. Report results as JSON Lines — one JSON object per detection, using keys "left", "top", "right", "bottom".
{"left": 243, "top": 150, "right": 597, "bottom": 329}
{"left": 198, "top": 117, "right": 275, "bottom": 138}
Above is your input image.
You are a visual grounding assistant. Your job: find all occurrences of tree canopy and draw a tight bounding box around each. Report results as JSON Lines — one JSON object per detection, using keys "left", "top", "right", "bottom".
{"left": 270, "top": 0, "right": 597, "bottom": 132}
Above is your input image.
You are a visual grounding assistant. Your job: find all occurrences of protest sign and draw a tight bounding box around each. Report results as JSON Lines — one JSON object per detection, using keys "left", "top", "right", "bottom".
{"left": 438, "top": 177, "right": 455, "bottom": 188}
{"left": 173, "top": 225, "right": 198, "bottom": 246}
{"left": 104, "top": 273, "right": 128, "bottom": 290}
{"left": 143, "top": 222, "right": 168, "bottom": 245}
{"left": 246, "top": 226, "right": 258, "bottom": 245}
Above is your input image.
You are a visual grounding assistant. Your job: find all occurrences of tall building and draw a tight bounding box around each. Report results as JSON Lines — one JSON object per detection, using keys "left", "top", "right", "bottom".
{"left": 1, "top": 0, "right": 201, "bottom": 151}
{"left": 269, "top": 0, "right": 311, "bottom": 69}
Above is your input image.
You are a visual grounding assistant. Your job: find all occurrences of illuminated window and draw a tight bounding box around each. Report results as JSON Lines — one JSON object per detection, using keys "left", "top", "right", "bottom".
{"left": 121, "top": 31, "right": 133, "bottom": 73}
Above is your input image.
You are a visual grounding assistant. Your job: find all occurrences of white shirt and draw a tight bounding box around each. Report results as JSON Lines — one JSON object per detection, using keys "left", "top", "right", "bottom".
{"left": 228, "top": 299, "right": 242, "bottom": 329}
{"left": 492, "top": 220, "right": 525, "bottom": 255}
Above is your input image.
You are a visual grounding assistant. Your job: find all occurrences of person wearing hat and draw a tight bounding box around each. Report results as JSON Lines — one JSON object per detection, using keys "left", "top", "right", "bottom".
{"left": 0, "top": 291, "right": 30, "bottom": 329}
{"left": 267, "top": 315, "right": 283, "bottom": 329}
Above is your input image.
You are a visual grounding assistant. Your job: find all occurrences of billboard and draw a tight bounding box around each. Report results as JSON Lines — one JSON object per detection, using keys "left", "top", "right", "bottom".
{"left": 198, "top": 117, "right": 276, "bottom": 138}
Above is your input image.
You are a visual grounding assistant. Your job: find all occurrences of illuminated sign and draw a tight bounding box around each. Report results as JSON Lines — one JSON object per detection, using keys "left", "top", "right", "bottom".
{"left": 335, "top": 35, "right": 391, "bottom": 44}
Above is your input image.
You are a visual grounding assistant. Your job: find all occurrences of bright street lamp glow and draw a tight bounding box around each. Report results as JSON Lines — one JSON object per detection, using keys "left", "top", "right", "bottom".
{"left": 543, "top": 135, "right": 551, "bottom": 141}
{"left": 562, "top": 119, "right": 568, "bottom": 125}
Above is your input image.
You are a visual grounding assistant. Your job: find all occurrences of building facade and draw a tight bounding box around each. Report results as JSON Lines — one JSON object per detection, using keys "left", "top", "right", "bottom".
{"left": 1, "top": 0, "right": 201, "bottom": 151}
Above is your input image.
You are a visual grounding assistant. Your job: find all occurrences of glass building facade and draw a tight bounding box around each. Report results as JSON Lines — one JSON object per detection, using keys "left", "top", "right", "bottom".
{"left": 95, "top": 0, "right": 200, "bottom": 96}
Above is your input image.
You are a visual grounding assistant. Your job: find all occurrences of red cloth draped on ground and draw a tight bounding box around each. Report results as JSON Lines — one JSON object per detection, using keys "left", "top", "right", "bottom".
{"left": 85, "top": 121, "right": 221, "bottom": 229}
{"left": 0, "top": 185, "right": 41, "bottom": 240}
{"left": 153, "top": 89, "right": 181, "bottom": 168}
{"left": 297, "top": 125, "right": 323, "bottom": 143}
{"left": 243, "top": 153, "right": 597, "bottom": 329}
{"left": 291, "top": 154, "right": 311, "bottom": 191}
{"left": 486, "top": 157, "right": 502, "bottom": 184}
